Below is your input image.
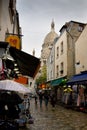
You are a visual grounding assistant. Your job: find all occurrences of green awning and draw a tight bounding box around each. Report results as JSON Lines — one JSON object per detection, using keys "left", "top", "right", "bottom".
{"left": 50, "top": 78, "right": 67, "bottom": 87}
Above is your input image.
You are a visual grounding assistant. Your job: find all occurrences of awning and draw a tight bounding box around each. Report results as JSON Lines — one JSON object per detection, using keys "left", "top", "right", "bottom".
{"left": 0, "top": 41, "right": 9, "bottom": 48}
{"left": 50, "top": 77, "right": 67, "bottom": 87}
{"left": 9, "top": 47, "right": 40, "bottom": 78}
{"left": 67, "top": 72, "right": 87, "bottom": 85}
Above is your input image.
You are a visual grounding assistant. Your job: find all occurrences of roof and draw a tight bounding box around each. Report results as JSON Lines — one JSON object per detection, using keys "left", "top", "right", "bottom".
{"left": 59, "top": 20, "right": 86, "bottom": 32}
{"left": 9, "top": 47, "right": 40, "bottom": 78}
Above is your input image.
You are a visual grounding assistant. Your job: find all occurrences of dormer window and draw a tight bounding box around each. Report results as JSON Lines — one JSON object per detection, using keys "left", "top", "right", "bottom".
{"left": 78, "top": 25, "right": 84, "bottom": 32}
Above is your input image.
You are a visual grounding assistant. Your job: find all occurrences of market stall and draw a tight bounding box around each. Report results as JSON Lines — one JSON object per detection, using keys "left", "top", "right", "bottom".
{"left": 67, "top": 71, "right": 87, "bottom": 112}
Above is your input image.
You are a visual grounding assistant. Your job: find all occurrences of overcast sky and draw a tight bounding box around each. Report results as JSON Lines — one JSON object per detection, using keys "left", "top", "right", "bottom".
{"left": 17, "top": 0, "right": 87, "bottom": 58}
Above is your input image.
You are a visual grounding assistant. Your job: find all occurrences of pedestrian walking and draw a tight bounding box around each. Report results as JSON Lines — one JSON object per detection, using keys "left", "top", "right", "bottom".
{"left": 34, "top": 94, "right": 38, "bottom": 105}
{"left": 38, "top": 90, "right": 44, "bottom": 108}
{"left": 44, "top": 91, "right": 49, "bottom": 109}
{"left": 50, "top": 93, "right": 56, "bottom": 110}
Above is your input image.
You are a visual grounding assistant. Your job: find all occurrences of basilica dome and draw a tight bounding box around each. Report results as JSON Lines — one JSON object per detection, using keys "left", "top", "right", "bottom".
{"left": 41, "top": 21, "right": 58, "bottom": 60}
{"left": 44, "top": 21, "right": 58, "bottom": 45}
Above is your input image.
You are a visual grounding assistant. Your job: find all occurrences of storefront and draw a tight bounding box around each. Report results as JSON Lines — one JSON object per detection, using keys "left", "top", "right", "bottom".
{"left": 67, "top": 71, "right": 87, "bottom": 111}
{"left": 50, "top": 77, "right": 67, "bottom": 101}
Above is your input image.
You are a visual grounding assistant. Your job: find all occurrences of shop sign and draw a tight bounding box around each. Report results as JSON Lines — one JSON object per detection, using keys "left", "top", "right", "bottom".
{"left": 6, "top": 35, "right": 20, "bottom": 49}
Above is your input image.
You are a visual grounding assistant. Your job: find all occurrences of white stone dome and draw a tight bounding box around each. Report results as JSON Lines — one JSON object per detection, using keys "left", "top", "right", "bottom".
{"left": 43, "top": 21, "right": 58, "bottom": 45}
{"left": 44, "top": 31, "right": 58, "bottom": 45}
{"left": 41, "top": 21, "right": 58, "bottom": 60}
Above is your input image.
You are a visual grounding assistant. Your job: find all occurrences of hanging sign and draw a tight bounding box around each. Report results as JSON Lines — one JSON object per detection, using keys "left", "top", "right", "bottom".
{"left": 6, "top": 35, "right": 20, "bottom": 49}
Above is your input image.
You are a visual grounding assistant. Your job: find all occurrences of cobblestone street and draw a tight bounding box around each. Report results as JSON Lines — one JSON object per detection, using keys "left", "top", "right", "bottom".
{"left": 20, "top": 99, "right": 87, "bottom": 130}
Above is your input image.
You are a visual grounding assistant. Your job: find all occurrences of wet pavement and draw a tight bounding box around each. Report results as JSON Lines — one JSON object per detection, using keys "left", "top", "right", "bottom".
{"left": 20, "top": 99, "right": 87, "bottom": 130}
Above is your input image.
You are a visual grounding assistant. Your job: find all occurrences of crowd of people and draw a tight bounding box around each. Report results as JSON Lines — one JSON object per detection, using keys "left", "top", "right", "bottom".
{"left": 34, "top": 90, "right": 57, "bottom": 110}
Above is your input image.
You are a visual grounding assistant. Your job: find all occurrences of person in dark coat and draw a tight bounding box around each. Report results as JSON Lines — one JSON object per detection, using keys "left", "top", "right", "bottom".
{"left": 34, "top": 95, "right": 38, "bottom": 105}
{"left": 38, "top": 91, "right": 44, "bottom": 108}
{"left": 7, "top": 104, "right": 21, "bottom": 119}
{"left": 50, "top": 93, "right": 56, "bottom": 109}
{"left": 44, "top": 91, "right": 49, "bottom": 108}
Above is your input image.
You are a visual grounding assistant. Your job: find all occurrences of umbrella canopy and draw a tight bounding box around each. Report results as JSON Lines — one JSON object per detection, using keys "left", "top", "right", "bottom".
{"left": 0, "top": 80, "right": 31, "bottom": 93}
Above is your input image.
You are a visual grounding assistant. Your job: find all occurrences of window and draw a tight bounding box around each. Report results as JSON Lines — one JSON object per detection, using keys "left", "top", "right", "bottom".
{"left": 78, "top": 24, "right": 84, "bottom": 32}
{"left": 61, "top": 41, "right": 63, "bottom": 54}
{"left": 43, "top": 60, "right": 46, "bottom": 65}
{"left": 30, "top": 82, "right": 32, "bottom": 86}
{"left": 50, "top": 70, "right": 53, "bottom": 79}
{"left": 56, "top": 65, "right": 59, "bottom": 77}
{"left": 50, "top": 55, "right": 53, "bottom": 63}
{"left": 56, "top": 47, "right": 59, "bottom": 58}
{"left": 60, "top": 62, "right": 64, "bottom": 75}
{"left": 9, "top": 0, "right": 16, "bottom": 23}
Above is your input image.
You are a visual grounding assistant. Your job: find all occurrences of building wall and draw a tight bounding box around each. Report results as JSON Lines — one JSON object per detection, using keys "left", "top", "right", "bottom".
{"left": 75, "top": 25, "right": 87, "bottom": 73}
{"left": 47, "top": 42, "right": 55, "bottom": 81}
{"left": 0, "top": 0, "right": 2, "bottom": 31}
{"left": 55, "top": 31, "right": 67, "bottom": 79}
{"left": 47, "top": 21, "right": 86, "bottom": 81}
{"left": 0, "top": 0, "right": 12, "bottom": 40}
{"left": 0, "top": 0, "right": 20, "bottom": 43}
{"left": 67, "top": 21, "right": 86, "bottom": 78}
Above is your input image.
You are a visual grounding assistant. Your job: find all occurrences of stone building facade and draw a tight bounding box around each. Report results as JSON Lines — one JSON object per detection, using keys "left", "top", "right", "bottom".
{"left": 0, "top": 0, "right": 22, "bottom": 79}
{"left": 47, "top": 21, "right": 86, "bottom": 82}
{"left": 0, "top": 0, "right": 22, "bottom": 49}
{"left": 75, "top": 24, "right": 87, "bottom": 74}
{"left": 47, "top": 37, "right": 58, "bottom": 81}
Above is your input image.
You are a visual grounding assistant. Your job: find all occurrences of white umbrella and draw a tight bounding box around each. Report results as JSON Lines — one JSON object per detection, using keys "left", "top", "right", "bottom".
{"left": 0, "top": 79, "right": 31, "bottom": 93}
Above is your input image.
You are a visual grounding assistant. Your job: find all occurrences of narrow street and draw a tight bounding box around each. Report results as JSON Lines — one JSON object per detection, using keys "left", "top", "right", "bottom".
{"left": 20, "top": 98, "right": 87, "bottom": 130}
